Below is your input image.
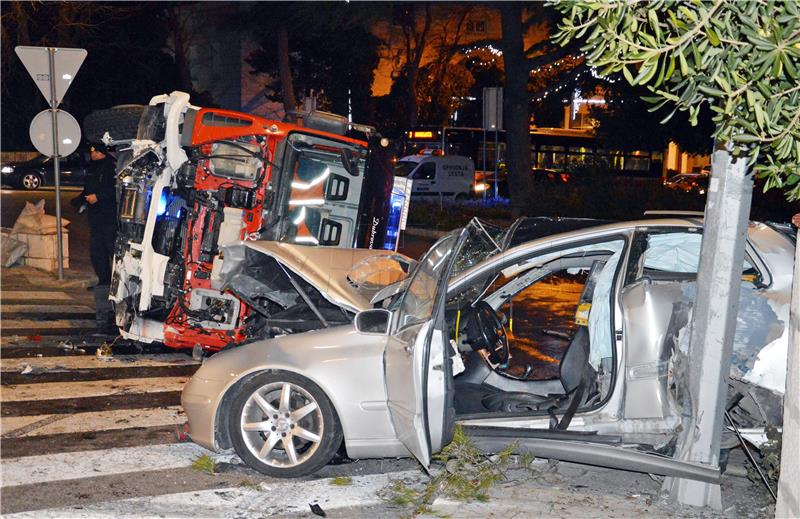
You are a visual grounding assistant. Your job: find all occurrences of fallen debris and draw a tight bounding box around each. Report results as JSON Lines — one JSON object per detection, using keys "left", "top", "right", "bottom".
{"left": 309, "top": 503, "right": 326, "bottom": 517}
{"left": 191, "top": 454, "right": 217, "bottom": 474}
{"left": 330, "top": 476, "right": 353, "bottom": 486}
{"left": 95, "top": 342, "right": 113, "bottom": 360}
{"left": 19, "top": 364, "right": 33, "bottom": 375}
{"left": 378, "top": 425, "right": 516, "bottom": 515}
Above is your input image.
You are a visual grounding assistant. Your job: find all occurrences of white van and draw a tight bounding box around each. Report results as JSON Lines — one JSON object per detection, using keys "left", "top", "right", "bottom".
{"left": 394, "top": 154, "right": 476, "bottom": 200}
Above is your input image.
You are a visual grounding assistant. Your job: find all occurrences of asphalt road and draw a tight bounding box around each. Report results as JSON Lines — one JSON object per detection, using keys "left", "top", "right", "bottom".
{"left": 2, "top": 186, "right": 92, "bottom": 273}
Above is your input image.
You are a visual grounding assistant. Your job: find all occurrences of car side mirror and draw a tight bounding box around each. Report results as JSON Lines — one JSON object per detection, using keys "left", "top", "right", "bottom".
{"left": 354, "top": 309, "right": 391, "bottom": 335}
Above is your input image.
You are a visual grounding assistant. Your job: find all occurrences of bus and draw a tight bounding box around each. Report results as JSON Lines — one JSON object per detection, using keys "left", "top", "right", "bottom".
{"left": 403, "top": 126, "right": 663, "bottom": 178}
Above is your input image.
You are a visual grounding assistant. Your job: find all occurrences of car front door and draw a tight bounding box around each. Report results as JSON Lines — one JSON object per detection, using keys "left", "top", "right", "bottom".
{"left": 384, "top": 230, "right": 464, "bottom": 467}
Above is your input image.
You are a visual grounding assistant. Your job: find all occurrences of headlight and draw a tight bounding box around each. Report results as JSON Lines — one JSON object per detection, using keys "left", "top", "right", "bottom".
{"left": 1, "top": 166, "right": 13, "bottom": 173}
{"left": 474, "top": 183, "right": 488, "bottom": 193}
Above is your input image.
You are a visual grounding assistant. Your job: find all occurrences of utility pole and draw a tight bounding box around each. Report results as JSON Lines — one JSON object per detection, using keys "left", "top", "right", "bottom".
{"left": 662, "top": 147, "right": 753, "bottom": 508}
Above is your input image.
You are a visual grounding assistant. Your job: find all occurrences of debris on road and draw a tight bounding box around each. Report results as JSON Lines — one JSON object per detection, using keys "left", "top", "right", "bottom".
{"left": 309, "top": 502, "right": 327, "bottom": 517}
{"left": 191, "top": 455, "right": 217, "bottom": 474}
{"left": 19, "top": 364, "right": 33, "bottom": 375}
{"left": 95, "top": 342, "right": 113, "bottom": 361}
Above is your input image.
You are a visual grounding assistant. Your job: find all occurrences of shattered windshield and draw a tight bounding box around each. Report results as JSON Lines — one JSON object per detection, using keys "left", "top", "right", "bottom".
{"left": 393, "top": 219, "right": 506, "bottom": 328}
{"left": 395, "top": 233, "right": 457, "bottom": 328}
{"left": 450, "top": 219, "right": 505, "bottom": 278}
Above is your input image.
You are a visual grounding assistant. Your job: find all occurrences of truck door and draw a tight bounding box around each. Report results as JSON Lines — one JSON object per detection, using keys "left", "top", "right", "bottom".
{"left": 410, "top": 161, "right": 436, "bottom": 197}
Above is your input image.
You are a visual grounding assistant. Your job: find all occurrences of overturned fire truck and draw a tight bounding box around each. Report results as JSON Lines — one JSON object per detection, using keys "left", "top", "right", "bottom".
{"left": 101, "top": 92, "right": 396, "bottom": 353}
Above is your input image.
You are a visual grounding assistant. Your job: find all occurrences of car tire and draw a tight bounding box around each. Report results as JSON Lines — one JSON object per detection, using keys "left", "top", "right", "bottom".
{"left": 455, "top": 193, "right": 469, "bottom": 202}
{"left": 83, "top": 105, "right": 145, "bottom": 143}
{"left": 19, "top": 172, "right": 42, "bottom": 190}
{"left": 228, "top": 370, "right": 342, "bottom": 478}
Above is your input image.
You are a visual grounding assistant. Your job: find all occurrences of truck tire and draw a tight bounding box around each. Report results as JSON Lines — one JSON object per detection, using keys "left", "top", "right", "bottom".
{"left": 83, "top": 105, "right": 145, "bottom": 143}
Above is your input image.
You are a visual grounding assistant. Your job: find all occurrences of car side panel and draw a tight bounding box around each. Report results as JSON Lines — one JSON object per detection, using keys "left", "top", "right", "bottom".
{"left": 182, "top": 325, "right": 408, "bottom": 458}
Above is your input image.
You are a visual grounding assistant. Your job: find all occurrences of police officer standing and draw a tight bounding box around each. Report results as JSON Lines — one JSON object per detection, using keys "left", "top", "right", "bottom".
{"left": 83, "top": 142, "right": 117, "bottom": 334}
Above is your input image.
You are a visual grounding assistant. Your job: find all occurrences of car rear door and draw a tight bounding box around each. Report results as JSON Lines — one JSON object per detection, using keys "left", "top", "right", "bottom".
{"left": 384, "top": 230, "right": 464, "bottom": 467}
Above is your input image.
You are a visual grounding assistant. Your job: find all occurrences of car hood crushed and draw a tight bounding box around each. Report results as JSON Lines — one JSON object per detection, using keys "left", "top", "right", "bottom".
{"left": 219, "top": 242, "right": 413, "bottom": 334}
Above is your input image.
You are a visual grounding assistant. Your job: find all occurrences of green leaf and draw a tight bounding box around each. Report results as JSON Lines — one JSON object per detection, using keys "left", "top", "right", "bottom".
{"left": 678, "top": 51, "right": 689, "bottom": 76}
{"left": 665, "top": 56, "right": 676, "bottom": 80}
{"left": 706, "top": 27, "right": 721, "bottom": 46}
{"left": 634, "top": 59, "right": 659, "bottom": 85}
{"left": 622, "top": 65, "right": 634, "bottom": 84}
{"left": 698, "top": 84, "right": 726, "bottom": 97}
{"left": 732, "top": 134, "right": 763, "bottom": 143}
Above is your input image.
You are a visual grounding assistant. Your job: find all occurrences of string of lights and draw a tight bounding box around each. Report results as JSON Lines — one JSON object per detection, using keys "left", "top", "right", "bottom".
{"left": 464, "top": 45, "right": 619, "bottom": 102}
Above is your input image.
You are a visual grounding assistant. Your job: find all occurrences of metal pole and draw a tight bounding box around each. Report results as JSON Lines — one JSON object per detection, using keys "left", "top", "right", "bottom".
{"left": 48, "top": 47, "right": 65, "bottom": 280}
{"left": 662, "top": 145, "right": 753, "bottom": 509}
{"left": 482, "top": 128, "right": 487, "bottom": 205}
{"left": 494, "top": 124, "right": 500, "bottom": 200}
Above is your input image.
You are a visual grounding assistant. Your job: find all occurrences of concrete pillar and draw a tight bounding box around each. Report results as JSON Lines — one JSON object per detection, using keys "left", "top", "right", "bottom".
{"left": 662, "top": 148, "right": 753, "bottom": 509}
{"left": 775, "top": 225, "right": 799, "bottom": 518}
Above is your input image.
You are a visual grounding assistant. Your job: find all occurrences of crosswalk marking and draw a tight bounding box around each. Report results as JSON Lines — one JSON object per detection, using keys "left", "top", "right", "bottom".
{"left": 1, "top": 443, "right": 220, "bottom": 487}
{"left": 0, "top": 319, "right": 96, "bottom": 333}
{"left": 1, "top": 353, "right": 198, "bottom": 372}
{"left": 1, "top": 291, "right": 72, "bottom": 301}
{"left": 1, "top": 304, "right": 95, "bottom": 314}
{"left": 1, "top": 377, "right": 190, "bottom": 402}
{"left": 1, "top": 406, "right": 185, "bottom": 438}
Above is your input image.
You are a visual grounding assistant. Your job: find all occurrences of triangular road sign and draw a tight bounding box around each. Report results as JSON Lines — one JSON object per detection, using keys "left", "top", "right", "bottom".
{"left": 15, "top": 46, "right": 87, "bottom": 107}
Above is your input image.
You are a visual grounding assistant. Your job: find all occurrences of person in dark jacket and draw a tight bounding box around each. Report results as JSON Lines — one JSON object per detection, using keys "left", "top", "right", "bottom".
{"left": 84, "top": 143, "right": 118, "bottom": 334}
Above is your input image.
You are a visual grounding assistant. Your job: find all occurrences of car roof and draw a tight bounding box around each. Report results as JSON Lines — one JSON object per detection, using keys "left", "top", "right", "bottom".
{"left": 504, "top": 216, "right": 704, "bottom": 249}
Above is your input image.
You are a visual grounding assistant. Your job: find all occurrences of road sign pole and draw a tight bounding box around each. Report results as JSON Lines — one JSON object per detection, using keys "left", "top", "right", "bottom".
{"left": 48, "top": 47, "right": 64, "bottom": 280}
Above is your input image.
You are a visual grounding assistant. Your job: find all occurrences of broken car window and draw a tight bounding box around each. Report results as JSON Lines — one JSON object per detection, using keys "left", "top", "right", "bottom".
{"left": 396, "top": 233, "right": 457, "bottom": 328}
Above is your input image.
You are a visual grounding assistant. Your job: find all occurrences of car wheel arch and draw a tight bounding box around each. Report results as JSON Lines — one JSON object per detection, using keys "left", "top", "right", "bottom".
{"left": 212, "top": 367, "right": 348, "bottom": 454}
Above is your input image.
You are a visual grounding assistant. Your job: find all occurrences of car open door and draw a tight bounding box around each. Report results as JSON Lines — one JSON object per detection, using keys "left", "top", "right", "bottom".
{"left": 384, "top": 230, "right": 463, "bottom": 467}
{"left": 384, "top": 220, "right": 505, "bottom": 468}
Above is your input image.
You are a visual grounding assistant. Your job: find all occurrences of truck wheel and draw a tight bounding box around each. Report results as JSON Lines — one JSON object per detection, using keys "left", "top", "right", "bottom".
{"left": 83, "top": 105, "right": 145, "bottom": 143}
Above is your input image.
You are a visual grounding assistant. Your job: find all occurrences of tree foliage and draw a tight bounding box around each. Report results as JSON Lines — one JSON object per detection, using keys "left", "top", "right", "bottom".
{"left": 552, "top": 0, "right": 800, "bottom": 200}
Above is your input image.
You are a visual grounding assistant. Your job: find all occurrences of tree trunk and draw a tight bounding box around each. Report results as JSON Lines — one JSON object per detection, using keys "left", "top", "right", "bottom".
{"left": 406, "top": 66, "right": 419, "bottom": 128}
{"left": 499, "top": 3, "right": 533, "bottom": 216}
{"left": 277, "top": 23, "right": 297, "bottom": 122}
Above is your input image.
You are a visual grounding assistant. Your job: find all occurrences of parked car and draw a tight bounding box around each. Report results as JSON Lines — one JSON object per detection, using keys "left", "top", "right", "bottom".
{"left": 0, "top": 152, "right": 90, "bottom": 190}
{"left": 182, "top": 216, "right": 794, "bottom": 479}
{"left": 663, "top": 172, "right": 710, "bottom": 194}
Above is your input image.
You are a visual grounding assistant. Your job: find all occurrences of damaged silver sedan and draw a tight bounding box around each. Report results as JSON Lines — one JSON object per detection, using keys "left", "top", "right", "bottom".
{"left": 181, "top": 217, "right": 794, "bottom": 479}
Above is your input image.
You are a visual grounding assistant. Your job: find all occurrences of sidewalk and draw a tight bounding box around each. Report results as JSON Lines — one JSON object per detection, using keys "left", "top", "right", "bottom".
{"left": 1, "top": 264, "right": 96, "bottom": 291}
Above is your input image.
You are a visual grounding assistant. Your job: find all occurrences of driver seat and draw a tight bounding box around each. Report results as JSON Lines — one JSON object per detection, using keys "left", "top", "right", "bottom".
{"left": 481, "top": 327, "right": 595, "bottom": 425}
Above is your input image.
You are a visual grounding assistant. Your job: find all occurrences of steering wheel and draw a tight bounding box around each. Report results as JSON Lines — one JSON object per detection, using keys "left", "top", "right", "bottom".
{"left": 468, "top": 301, "right": 511, "bottom": 366}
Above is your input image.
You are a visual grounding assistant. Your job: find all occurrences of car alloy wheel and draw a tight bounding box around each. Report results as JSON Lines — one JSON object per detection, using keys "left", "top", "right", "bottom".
{"left": 229, "top": 371, "right": 342, "bottom": 477}
{"left": 21, "top": 173, "right": 42, "bottom": 190}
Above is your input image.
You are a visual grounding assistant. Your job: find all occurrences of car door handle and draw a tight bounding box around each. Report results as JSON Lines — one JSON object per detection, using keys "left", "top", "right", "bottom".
{"left": 404, "top": 345, "right": 414, "bottom": 355}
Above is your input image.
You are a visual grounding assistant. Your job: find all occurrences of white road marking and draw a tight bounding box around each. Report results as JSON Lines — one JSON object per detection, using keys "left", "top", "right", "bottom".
{"left": 1, "top": 442, "right": 220, "bottom": 487}
{"left": 1, "top": 353, "right": 198, "bottom": 371}
{"left": 0, "top": 319, "right": 96, "bottom": 331}
{"left": 1, "top": 304, "right": 94, "bottom": 314}
{"left": 0, "top": 291, "right": 72, "bottom": 301}
{"left": 3, "top": 470, "right": 421, "bottom": 518}
{"left": 1, "top": 376, "right": 189, "bottom": 402}
{"left": 1, "top": 406, "right": 186, "bottom": 438}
